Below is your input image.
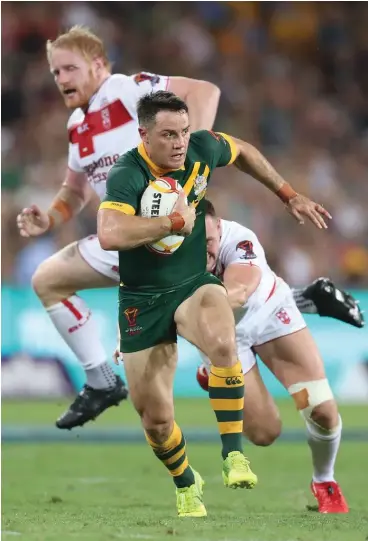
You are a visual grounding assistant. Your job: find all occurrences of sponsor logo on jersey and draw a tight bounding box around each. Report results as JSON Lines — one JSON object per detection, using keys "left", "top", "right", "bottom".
{"left": 151, "top": 193, "right": 162, "bottom": 216}
{"left": 134, "top": 72, "right": 160, "bottom": 86}
{"left": 236, "top": 240, "right": 257, "bottom": 260}
{"left": 83, "top": 154, "right": 120, "bottom": 178}
{"left": 123, "top": 307, "right": 143, "bottom": 336}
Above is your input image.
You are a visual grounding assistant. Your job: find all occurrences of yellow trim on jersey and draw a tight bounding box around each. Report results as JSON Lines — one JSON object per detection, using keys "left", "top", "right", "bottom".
{"left": 183, "top": 162, "right": 201, "bottom": 196}
{"left": 217, "top": 132, "right": 238, "bottom": 165}
{"left": 138, "top": 143, "right": 185, "bottom": 177}
{"left": 99, "top": 201, "right": 136, "bottom": 215}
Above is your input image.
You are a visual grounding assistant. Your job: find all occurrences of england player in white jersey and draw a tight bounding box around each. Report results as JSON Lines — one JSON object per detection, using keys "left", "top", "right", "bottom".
{"left": 16, "top": 26, "right": 223, "bottom": 429}
{"left": 197, "top": 200, "right": 350, "bottom": 513}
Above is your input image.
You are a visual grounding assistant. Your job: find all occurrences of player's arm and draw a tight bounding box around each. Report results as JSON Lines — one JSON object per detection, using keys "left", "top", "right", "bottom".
{"left": 47, "top": 169, "right": 94, "bottom": 227}
{"left": 98, "top": 209, "right": 175, "bottom": 251}
{"left": 229, "top": 136, "right": 332, "bottom": 229}
{"left": 168, "top": 77, "right": 220, "bottom": 131}
{"left": 17, "top": 168, "right": 92, "bottom": 237}
{"left": 196, "top": 131, "right": 331, "bottom": 229}
{"left": 127, "top": 72, "right": 219, "bottom": 130}
{"left": 97, "top": 165, "right": 195, "bottom": 251}
{"left": 223, "top": 263, "right": 261, "bottom": 309}
{"left": 98, "top": 194, "right": 195, "bottom": 250}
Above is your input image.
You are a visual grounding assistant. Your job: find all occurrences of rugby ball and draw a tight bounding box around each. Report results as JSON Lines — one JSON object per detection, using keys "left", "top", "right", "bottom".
{"left": 140, "top": 177, "right": 187, "bottom": 256}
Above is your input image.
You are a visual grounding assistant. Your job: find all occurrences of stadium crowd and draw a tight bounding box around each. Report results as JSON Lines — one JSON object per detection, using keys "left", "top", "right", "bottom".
{"left": 2, "top": 1, "right": 368, "bottom": 287}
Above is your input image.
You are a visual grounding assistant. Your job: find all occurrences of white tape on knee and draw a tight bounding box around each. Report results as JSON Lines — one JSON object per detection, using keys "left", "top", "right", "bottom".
{"left": 288, "top": 379, "right": 334, "bottom": 420}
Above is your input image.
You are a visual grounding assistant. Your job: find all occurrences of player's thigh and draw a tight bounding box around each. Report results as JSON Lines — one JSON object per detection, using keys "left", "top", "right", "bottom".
{"left": 241, "top": 357, "right": 281, "bottom": 445}
{"left": 253, "top": 292, "right": 322, "bottom": 387}
{"left": 255, "top": 327, "right": 326, "bottom": 389}
{"left": 123, "top": 342, "right": 177, "bottom": 425}
{"left": 32, "top": 235, "right": 118, "bottom": 298}
{"left": 175, "top": 282, "right": 236, "bottom": 356}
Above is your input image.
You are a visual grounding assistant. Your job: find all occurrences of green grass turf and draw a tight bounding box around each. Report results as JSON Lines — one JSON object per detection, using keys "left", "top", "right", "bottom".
{"left": 2, "top": 398, "right": 368, "bottom": 429}
{"left": 2, "top": 442, "right": 367, "bottom": 541}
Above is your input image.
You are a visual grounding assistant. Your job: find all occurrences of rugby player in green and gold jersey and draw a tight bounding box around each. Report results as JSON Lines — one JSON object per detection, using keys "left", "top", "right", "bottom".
{"left": 97, "top": 91, "right": 331, "bottom": 518}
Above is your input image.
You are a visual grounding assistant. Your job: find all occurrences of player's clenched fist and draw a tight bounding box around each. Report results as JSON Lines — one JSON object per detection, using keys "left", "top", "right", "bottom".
{"left": 286, "top": 194, "right": 332, "bottom": 230}
{"left": 16, "top": 205, "right": 50, "bottom": 237}
{"left": 171, "top": 191, "right": 196, "bottom": 236}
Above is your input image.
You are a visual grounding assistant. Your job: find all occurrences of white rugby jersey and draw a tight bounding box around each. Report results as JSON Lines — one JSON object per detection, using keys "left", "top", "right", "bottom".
{"left": 215, "top": 219, "right": 277, "bottom": 317}
{"left": 67, "top": 72, "right": 169, "bottom": 199}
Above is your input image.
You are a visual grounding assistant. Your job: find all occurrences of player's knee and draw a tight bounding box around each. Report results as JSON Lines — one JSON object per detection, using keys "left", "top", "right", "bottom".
{"left": 206, "top": 333, "right": 236, "bottom": 365}
{"left": 31, "top": 260, "right": 53, "bottom": 299}
{"left": 310, "top": 400, "right": 339, "bottom": 431}
{"left": 32, "top": 259, "right": 74, "bottom": 304}
{"left": 142, "top": 413, "right": 173, "bottom": 444}
{"left": 244, "top": 418, "right": 282, "bottom": 446}
{"left": 288, "top": 379, "right": 339, "bottom": 431}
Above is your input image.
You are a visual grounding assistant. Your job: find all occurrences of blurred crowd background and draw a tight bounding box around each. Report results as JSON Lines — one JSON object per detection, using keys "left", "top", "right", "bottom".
{"left": 2, "top": 1, "right": 368, "bottom": 287}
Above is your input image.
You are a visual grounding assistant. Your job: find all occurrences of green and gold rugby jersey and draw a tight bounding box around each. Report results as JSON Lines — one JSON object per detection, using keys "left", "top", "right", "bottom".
{"left": 100, "top": 130, "right": 237, "bottom": 290}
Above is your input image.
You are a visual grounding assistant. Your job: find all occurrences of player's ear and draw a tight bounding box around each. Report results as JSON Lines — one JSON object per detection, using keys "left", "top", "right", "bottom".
{"left": 93, "top": 57, "right": 104, "bottom": 72}
{"left": 138, "top": 126, "right": 148, "bottom": 143}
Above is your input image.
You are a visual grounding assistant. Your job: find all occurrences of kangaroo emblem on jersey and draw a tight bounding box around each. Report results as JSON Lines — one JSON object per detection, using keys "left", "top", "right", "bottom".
{"left": 193, "top": 175, "right": 207, "bottom": 202}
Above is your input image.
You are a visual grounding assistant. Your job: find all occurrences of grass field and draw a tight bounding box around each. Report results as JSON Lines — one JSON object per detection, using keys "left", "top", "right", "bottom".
{"left": 3, "top": 397, "right": 368, "bottom": 428}
{"left": 2, "top": 399, "right": 368, "bottom": 541}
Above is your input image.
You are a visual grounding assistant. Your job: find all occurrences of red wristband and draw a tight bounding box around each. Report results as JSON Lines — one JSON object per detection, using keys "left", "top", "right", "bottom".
{"left": 168, "top": 212, "right": 185, "bottom": 233}
{"left": 276, "top": 183, "right": 298, "bottom": 204}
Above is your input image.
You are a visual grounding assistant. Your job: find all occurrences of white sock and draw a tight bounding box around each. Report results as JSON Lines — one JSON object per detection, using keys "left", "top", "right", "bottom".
{"left": 47, "top": 295, "right": 107, "bottom": 371}
{"left": 306, "top": 415, "right": 342, "bottom": 483}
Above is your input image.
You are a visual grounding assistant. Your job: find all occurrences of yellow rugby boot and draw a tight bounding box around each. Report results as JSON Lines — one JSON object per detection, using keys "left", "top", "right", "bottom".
{"left": 222, "top": 451, "right": 258, "bottom": 489}
{"left": 176, "top": 469, "right": 207, "bottom": 517}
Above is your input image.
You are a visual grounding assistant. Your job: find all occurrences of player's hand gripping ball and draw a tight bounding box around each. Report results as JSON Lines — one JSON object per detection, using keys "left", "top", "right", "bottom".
{"left": 140, "top": 177, "right": 188, "bottom": 255}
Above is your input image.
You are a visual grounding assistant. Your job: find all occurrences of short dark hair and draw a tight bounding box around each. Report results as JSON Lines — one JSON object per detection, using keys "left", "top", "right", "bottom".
{"left": 137, "top": 91, "right": 188, "bottom": 127}
{"left": 204, "top": 199, "right": 217, "bottom": 217}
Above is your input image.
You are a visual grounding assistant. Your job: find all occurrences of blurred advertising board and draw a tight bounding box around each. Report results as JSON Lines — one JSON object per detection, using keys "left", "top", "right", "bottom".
{"left": 2, "top": 287, "right": 368, "bottom": 401}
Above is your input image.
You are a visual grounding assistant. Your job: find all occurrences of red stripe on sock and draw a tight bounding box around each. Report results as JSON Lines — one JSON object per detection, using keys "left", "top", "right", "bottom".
{"left": 62, "top": 298, "right": 83, "bottom": 321}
